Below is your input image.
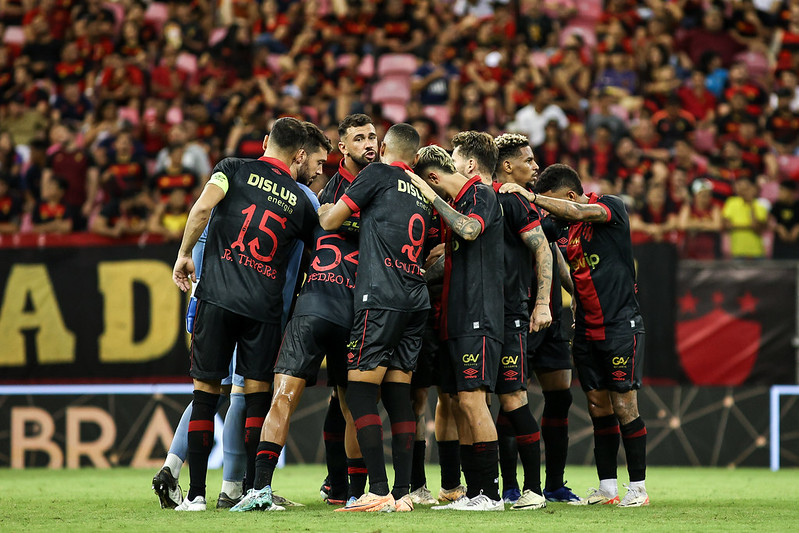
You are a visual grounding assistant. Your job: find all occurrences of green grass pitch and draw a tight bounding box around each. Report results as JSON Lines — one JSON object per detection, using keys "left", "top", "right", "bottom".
{"left": 1, "top": 465, "right": 797, "bottom": 532}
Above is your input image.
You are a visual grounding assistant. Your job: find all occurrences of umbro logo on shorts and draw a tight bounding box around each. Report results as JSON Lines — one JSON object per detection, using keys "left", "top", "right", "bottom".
{"left": 463, "top": 368, "right": 479, "bottom": 379}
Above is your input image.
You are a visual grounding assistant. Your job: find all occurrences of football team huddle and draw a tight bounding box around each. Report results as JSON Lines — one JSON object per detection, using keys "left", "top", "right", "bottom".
{"left": 156, "top": 113, "right": 649, "bottom": 514}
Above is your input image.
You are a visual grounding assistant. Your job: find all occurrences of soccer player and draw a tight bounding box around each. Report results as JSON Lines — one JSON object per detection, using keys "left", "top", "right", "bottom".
{"left": 320, "top": 123, "right": 433, "bottom": 513}
{"left": 451, "top": 132, "right": 553, "bottom": 511}
{"left": 494, "top": 133, "right": 580, "bottom": 503}
{"left": 171, "top": 117, "right": 320, "bottom": 511}
{"left": 409, "top": 145, "right": 505, "bottom": 511}
{"left": 499, "top": 164, "right": 649, "bottom": 507}
{"left": 230, "top": 115, "right": 378, "bottom": 512}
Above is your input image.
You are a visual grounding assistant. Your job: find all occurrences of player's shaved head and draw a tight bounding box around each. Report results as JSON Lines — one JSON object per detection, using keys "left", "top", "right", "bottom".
{"left": 382, "top": 123, "right": 421, "bottom": 161}
{"left": 533, "top": 163, "right": 584, "bottom": 195}
{"left": 414, "top": 145, "right": 457, "bottom": 177}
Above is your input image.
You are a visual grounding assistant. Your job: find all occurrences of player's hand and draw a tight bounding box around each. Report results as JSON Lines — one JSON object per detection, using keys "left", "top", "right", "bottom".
{"left": 406, "top": 170, "right": 437, "bottom": 202}
{"left": 173, "top": 256, "right": 196, "bottom": 292}
{"left": 498, "top": 182, "right": 529, "bottom": 199}
{"left": 424, "top": 243, "right": 445, "bottom": 269}
{"left": 530, "top": 303, "right": 552, "bottom": 332}
{"left": 317, "top": 203, "right": 334, "bottom": 217}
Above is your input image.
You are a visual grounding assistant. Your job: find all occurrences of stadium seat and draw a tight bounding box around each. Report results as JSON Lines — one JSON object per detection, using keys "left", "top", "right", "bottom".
{"left": 144, "top": 2, "right": 169, "bottom": 32}
{"left": 734, "top": 51, "right": 770, "bottom": 83}
{"left": 760, "top": 180, "right": 779, "bottom": 204}
{"left": 371, "top": 76, "right": 412, "bottom": 104}
{"left": 176, "top": 52, "right": 198, "bottom": 80}
{"left": 377, "top": 54, "right": 418, "bottom": 77}
{"left": 423, "top": 105, "right": 452, "bottom": 133}
{"left": 357, "top": 54, "right": 375, "bottom": 78}
{"left": 118, "top": 107, "right": 140, "bottom": 127}
{"left": 208, "top": 27, "right": 228, "bottom": 47}
{"left": 380, "top": 102, "right": 408, "bottom": 124}
{"left": 3, "top": 26, "right": 25, "bottom": 46}
{"left": 694, "top": 129, "right": 717, "bottom": 154}
{"left": 166, "top": 106, "right": 183, "bottom": 125}
{"left": 574, "top": 0, "right": 603, "bottom": 24}
{"left": 777, "top": 154, "right": 799, "bottom": 180}
{"left": 560, "top": 22, "right": 597, "bottom": 49}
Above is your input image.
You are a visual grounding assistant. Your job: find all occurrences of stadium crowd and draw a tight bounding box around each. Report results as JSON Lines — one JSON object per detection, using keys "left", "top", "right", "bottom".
{"left": 1, "top": 0, "right": 799, "bottom": 259}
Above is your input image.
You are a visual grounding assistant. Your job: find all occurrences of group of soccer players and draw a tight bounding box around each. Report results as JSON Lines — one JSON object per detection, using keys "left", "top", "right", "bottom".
{"left": 159, "top": 112, "right": 650, "bottom": 514}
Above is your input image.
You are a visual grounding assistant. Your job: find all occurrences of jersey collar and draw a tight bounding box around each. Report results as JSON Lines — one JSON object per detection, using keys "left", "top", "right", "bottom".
{"left": 587, "top": 192, "right": 600, "bottom": 204}
{"left": 338, "top": 159, "right": 357, "bottom": 182}
{"left": 455, "top": 175, "right": 482, "bottom": 202}
{"left": 390, "top": 160, "right": 413, "bottom": 172}
{"left": 258, "top": 156, "right": 292, "bottom": 176}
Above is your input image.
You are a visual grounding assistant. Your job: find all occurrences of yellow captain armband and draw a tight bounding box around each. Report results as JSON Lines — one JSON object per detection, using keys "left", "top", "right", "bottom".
{"left": 208, "top": 171, "right": 229, "bottom": 194}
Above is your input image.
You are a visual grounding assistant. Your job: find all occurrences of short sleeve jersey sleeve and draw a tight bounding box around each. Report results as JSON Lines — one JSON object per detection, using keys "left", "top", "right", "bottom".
{"left": 207, "top": 158, "right": 242, "bottom": 195}
{"left": 340, "top": 165, "right": 387, "bottom": 214}
{"left": 595, "top": 194, "right": 628, "bottom": 225}
{"left": 506, "top": 191, "right": 540, "bottom": 234}
{"left": 458, "top": 179, "right": 495, "bottom": 233}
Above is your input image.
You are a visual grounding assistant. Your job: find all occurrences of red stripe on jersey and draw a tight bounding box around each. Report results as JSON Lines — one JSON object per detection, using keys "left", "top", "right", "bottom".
{"left": 467, "top": 213, "right": 485, "bottom": 232}
{"left": 481, "top": 336, "right": 486, "bottom": 380}
{"left": 568, "top": 221, "right": 605, "bottom": 340}
{"left": 245, "top": 417, "right": 265, "bottom": 428}
{"left": 391, "top": 421, "right": 416, "bottom": 435}
{"left": 257, "top": 156, "right": 291, "bottom": 175}
{"left": 455, "top": 176, "right": 482, "bottom": 202}
{"left": 341, "top": 194, "right": 360, "bottom": 213}
{"left": 188, "top": 420, "right": 214, "bottom": 432}
{"left": 354, "top": 414, "right": 382, "bottom": 430}
{"left": 518, "top": 220, "right": 541, "bottom": 233}
{"left": 518, "top": 332, "right": 524, "bottom": 382}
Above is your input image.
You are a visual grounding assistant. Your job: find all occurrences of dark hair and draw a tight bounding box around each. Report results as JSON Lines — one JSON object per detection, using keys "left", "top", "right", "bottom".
{"left": 269, "top": 117, "right": 308, "bottom": 153}
{"left": 337, "top": 113, "right": 374, "bottom": 139}
{"left": 52, "top": 176, "right": 69, "bottom": 192}
{"left": 451, "top": 131, "right": 498, "bottom": 176}
{"left": 383, "top": 123, "right": 420, "bottom": 159}
{"left": 533, "top": 163, "right": 583, "bottom": 195}
{"left": 780, "top": 180, "right": 797, "bottom": 191}
{"left": 303, "top": 122, "right": 333, "bottom": 154}
{"left": 494, "top": 133, "right": 530, "bottom": 172}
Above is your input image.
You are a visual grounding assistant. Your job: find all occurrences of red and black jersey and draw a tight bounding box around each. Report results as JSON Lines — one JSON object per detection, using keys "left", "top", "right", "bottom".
{"left": 618, "top": 156, "right": 654, "bottom": 182}
{"left": 292, "top": 161, "right": 360, "bottom": 328}
{"left": 566, "top": 193, "right": 641, "bottom": 341}
{"left": 580, "top": 142, "right": 617, "bottom": 180}
{"left": 0, "top": 194, "right": 21, "bottom": 222}
{"left": 715, "top": 111, "right": 748, "bottom": 138}
{"left": 340, "top": 161, "right": 433, "bottom": 313}
{"left": 196, "top": 157, "right": 318, "bottom": 323}
{"left": 652, "top": 110, "right": 696, "bottom": 148}
{"left": 31, "top": 200, "right": 72, "bottom": 224}
{"left": 493, "top": 183, "right": 540, "bottom": 322}
{"left": 150, "top": 166, "right": 199, "bottom": 199}
{"left": 722, "top": 84, "right": 768, "bottom": 116}
{"left": 440, "top": 176, "right": 504, "bottom": 341}
{"left": 104, "top": 158, "right": 147, "bottom": 198}
{"left": 766, "top": 109, "right": 799, "bottom": 144}
{"left": 534, "top": 141, "right": 569, "bottom": 168}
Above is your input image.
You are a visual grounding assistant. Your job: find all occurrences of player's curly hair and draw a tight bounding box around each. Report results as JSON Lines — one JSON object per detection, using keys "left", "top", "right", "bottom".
{"left": 414, "top": 145, "right": 457, "bottom": 177}
{"left": 494, "top": 133, "right": 530, "bottom": 170}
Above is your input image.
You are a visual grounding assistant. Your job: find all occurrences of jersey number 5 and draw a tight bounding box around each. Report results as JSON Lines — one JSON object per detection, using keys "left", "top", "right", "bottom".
{"left": 311, "top": 234, "right": 359, "bottom": 271}
{"left": 232, "top": 204, "right": 287, "bottom": 262}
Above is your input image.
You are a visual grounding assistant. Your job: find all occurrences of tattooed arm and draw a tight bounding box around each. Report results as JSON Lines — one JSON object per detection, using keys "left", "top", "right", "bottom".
{"left": 408, "top": 171, "right": 483, "bottom": 241}
{"left": 555, "top": 246, "right": 573, "bottom": 295}
{"left": 521, "top": 225, "right": 553, "bottom": 332}
{"left": 498, "top": 182, "right": 609, "bottom": 223}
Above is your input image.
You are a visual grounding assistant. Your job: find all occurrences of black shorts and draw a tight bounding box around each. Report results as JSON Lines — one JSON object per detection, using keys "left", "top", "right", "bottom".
{"left": 411, "top": 319, "right": 440, "bottom": 390}
{"left": 440, "top": 335, "right": 501, "bottom": 394}
{"left": 528, "top": 320, "right": 572, "bottom": 372}
{"left": 273, "top": 315, "right": 349, "bottom": 387}
{"left": 347, "top": 308, "right": 428, "bottom": 373}
{"left": 495, "top": 324, "right": 528, "bottom": 395}
{"left": 572, "top": 331, "right": 645, "bottom": 393}
{"left": 190, "top": 300, "right": 280, "bottom": 383}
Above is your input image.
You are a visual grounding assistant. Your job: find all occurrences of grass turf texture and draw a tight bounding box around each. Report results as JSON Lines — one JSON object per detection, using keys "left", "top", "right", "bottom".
{"left": 1, "top": 465, "right": 797, "bottom": 532}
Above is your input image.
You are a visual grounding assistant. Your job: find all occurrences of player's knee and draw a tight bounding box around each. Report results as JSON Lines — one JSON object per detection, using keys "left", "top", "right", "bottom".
{"left": 611, "top": 391, "right": 639, "bottom": 424}
{"left": 498, "top": 389, "right": 527, "bottom": 411}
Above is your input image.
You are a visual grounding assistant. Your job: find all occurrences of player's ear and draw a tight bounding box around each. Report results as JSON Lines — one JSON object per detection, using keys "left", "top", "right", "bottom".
{"left": 338, "top": 141, "right": 347, "bottom": 156}
{"left": 379, "top": 142, "right": 386, "bottom": 159}
{"left": 427, "top": 171, "right": 439, "bottom": 185}
{"left": 503, "top": 160, "right": 512, "bottom": 174}
{"left": 262, "top": 135, "right": 269, "bottom": 152}
{"left": 294, "top": 148, "right": 307, "bottom": 166}
{"left": 412, "top": 152, "right": 420, "bottom": 166}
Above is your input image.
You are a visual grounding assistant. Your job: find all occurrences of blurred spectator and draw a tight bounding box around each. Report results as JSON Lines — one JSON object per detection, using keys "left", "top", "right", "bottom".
{"left": 652, "top": 94, "right": 696, "bottom": 150}
{"left": 585, "top": 88, "right": 628, "bottom": 144}
{"left": 150, "top": 144, "right": 200, "bottom": 203}
{"left": 100, "top": 132, "right": 148, "bottom": 202}
{"left": 89, "top": 191, "right": 149, "bottom": 239}
{"left": 771, "top": 181, "right": 799, "bottom": 259}
{"left": 630, "top": 184, "right": 679, "bottom": 244}
{"left": 507, "top": 86, "right": 568, "bottom": 147}
{"left": 594, "top": 46, "right": 637, "bottom": 96}
{"left": 722, "top": 177, "right": 769, "bottom": 258}
{"left": 579, "top": 124, "right": 617, "bottom": 184}
{"left": 534, "top": 119, "right": 571, "bottom": 168}
{"left": 22, "top": 139, "right": 50, "bottom": 211}
{"left": 766, "top": 87, "right": 799, "bottom": 149}
{"left": 678, "top": 7, "right": 745, "bottom": 69}
{"left": 148, "top": 189, "right": 190, "bottom": 242}
{"left": 155, "top": 124, "right": 211, "bottom": 179}
{"left": 708, "top": 140, "right": 759, "bottom": 200}
{"left": 2, "top": 93, "right": 48, "bottom": 146}
{"left": 678, "top": 70, "right": 717, "bottom": 125}
{"left": 0, "top": 131, "right": 23, "bottom": 180}
{"left": 48, "top": 124, "right": 97, "bottom": 230}
{"left": 0, "top": 173, "right": 22, "bottom": 234}
{"left": 412, "top": 44, "right": 459, "bottom": 108}
{"left": 31, "top": 177, "right": 73, "bottom": 234}
{"left": 679, "top": 178, "right": 722, "bottom": 260}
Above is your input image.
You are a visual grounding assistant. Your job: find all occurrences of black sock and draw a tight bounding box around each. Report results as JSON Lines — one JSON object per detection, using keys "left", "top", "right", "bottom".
{"left": 473, "top": 441, "right": 500, "bottom": 501}
{"left": 591, "top": 414, "right": 620, "bottom": 481}
{"left": 243, "top": 392, "right": 270, "bottom": 491}
{"left": 437, "top": 440, "right": 461, "bottom": 490}
{"left": 346, "top": 382, "right": 388, "bottom": 496}
{"left": 411, "top": 440, "right": 427, "bottom": 491}
{"left": 347, "top": 457, "right": 368, "bottom": 499}
{"left": 496, "top": 410, "right": 519, "bottom": 492}
{"left": 382, "top": 382, "right": 415, "bottom": 499}
{"left": 323, "top": 395, "right": 348, "bottom": 500}
{"left": 253, "top": 441, "right": 282, "bottom": 490}
{"left": 541, "top": 389, "right": 571, "bottom": 491}
{"left": 620, "top": 417, "right": 647, "bottom": 482}
{"left": 187, "top": 390, "right": 219, "bottom": 500}
{"left": 461, "top": 444, "right": 478, "bottom": 498}
{"left": 505, "top": 405, "right": 541, "bottom": 494}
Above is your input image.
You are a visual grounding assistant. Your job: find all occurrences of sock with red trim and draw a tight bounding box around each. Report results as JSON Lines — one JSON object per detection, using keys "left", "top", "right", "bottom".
{"left": 323, "top": 394, "right": 348, "bottom": 500}
{"left": 505, "top": 405, "right": 541, "bottom": 494}
{"left": 243, "top": 392, "right": 270, "bottom": 491}
{"left": 347, "top": 457, "right": 368, "bottom": 499}
{"left": 620, "top": 417, "right": 647, "bottom": 482}
{"left": 382, "top": 382, "right": 416, "bottom": 499}
{"left": 496, "top": 410, "right": 519, "bottom": 492}
{"left": 541, "top": 389, "right": 571, "bottom": 491}
{"left": 437, "top": 440, "right": 461, "bottom": 490}
{"left": 346, "top": 382, "right": 388, "bottom": 496}
{"left": 591, "top": 414, "right": 620, "bottom": 481}
{"left": 253, "top": 441, "right": 282, "bottom": 490}
{"left": 473, "top": 441, "right": 500, "bottom": 501}
{"left": 187, "top": 390, "right": 219, "bottom": 500}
